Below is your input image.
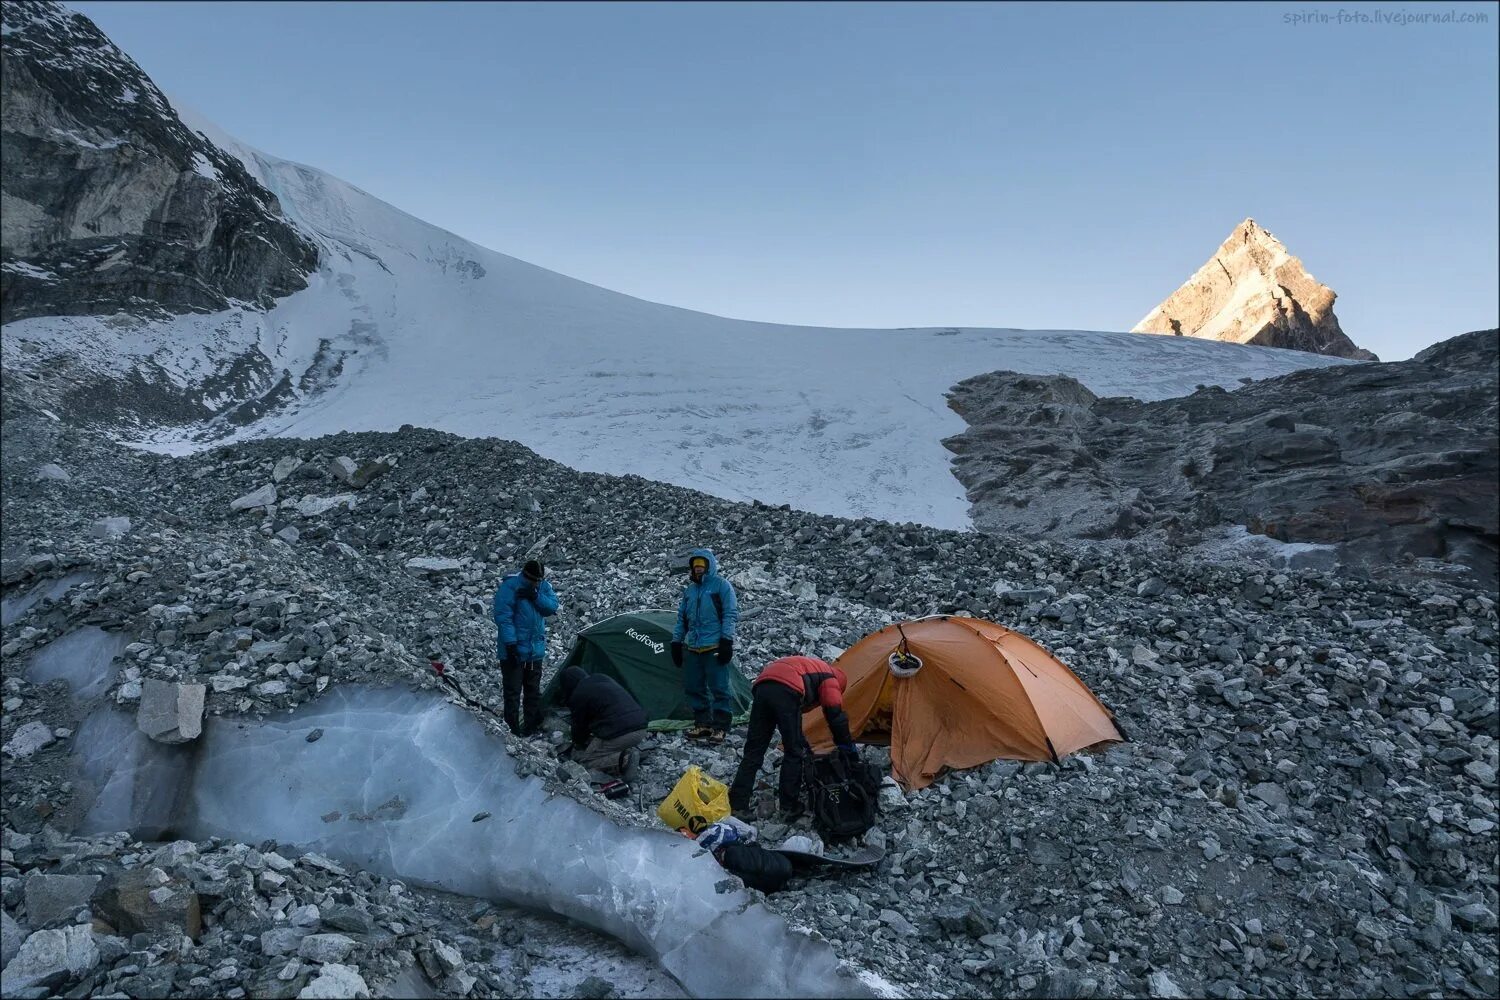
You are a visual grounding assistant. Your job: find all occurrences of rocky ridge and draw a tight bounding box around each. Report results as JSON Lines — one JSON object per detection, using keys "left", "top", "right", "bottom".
{"left": 1, "top": 0, "right": 324, "bottom": 436}
{"left": 1132, "top": 219, "right": 1376, "bottom": 361}
{"left": 944, "top": 329, "right": 1499, "bottom": 587}
{"left": 1, "top": 410, "right": 1496, "bottom": 999}
{"left": 1, "top": 0, "right": 317, "bottom": 327}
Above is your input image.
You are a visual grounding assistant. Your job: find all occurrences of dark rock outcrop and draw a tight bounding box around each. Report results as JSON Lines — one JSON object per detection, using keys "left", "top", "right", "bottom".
{"left": 0, "top": 0, "right": 317, "bottom": 325}
{"left": 945, "top": 329, "right": 1498, "bottom": 584}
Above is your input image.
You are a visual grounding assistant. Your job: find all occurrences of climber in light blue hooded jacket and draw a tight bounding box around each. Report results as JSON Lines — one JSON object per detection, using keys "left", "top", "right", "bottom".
{"left": 670, "top": 548, "right": 739, "bottom": 740}
{"left": 493, "top": 559, "right": 559, "bottom": 735}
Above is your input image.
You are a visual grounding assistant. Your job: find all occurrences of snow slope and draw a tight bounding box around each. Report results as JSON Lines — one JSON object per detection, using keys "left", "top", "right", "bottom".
{"left": 2, "top": 103, "right": 1350, "bottom": 528}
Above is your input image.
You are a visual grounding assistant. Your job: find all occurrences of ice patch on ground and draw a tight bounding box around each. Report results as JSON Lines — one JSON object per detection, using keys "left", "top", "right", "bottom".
{"left": 68, "top": 685, "right": 883, "bottom": 999}
{"left": 24, "top": 625, "right": 126, "bottom": 703}
{"left": 73, "top": 706, "right": 194, "bottom": 840}
{"left": 501, "top": 940, "right": 685, "bottom": 999}
{"left": 0, "top": 571, "right": 96, "bottom": 627}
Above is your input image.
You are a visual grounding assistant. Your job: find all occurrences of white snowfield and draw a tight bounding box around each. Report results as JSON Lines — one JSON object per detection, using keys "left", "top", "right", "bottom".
{"left": 2, "top": 102, "right": 1349, "bottom": 528}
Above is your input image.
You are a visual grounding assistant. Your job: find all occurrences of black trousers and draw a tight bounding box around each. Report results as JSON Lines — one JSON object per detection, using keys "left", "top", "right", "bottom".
{"left": 501, "top": 659, "right": 542, "bottom": 735}
{"left": 729, "top": 682, "right": 807, "bottom": 812}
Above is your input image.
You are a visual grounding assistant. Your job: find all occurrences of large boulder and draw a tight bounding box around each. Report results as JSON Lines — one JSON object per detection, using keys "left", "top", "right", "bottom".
{"left": 260, "top": 926, "right": 312, "bottom": 957}
{"left": 297, "top": 963, "right": 370, "bottom": 999}
{"left": 0, "top": 924, "right": 98, "bottom": 991}
{"left": 297, "top": 933, "right": 355, "bottom": 964}
{"left": 272, "top": 456, "right": 305, "bottom": 483}
{"left": 2, "top": 721, "right": 56, "bottom": 759}
{"left": 92, "top": 868, "right": 201, "bottom": 939}
{"left": 136, "top": 679, "right": 205, "bottom": 744}
{"left": 327, "top": 455, "right": 395, "bottom": 490}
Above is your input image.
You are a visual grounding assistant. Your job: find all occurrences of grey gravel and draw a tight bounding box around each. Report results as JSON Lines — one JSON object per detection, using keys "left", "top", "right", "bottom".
{"left": 1, "top": 410, "right": 1495, "bottom": 999}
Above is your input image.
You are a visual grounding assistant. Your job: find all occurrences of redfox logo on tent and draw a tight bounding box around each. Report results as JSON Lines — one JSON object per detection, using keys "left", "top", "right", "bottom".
{"left": 625, "top": 628, "right": 665, "bottom": 655}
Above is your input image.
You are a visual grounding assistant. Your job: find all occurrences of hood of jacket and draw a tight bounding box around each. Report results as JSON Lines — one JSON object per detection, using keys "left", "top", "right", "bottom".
{"left": 559, "top": 666, "right": 588, "bottom": 702}
{"left": 687, "top": 547, "right": 719, "bottom": 580}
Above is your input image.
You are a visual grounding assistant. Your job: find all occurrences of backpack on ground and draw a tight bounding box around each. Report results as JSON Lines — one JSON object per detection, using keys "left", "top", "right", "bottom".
{"left": 804, "top": 751, "right": 880, "bottom": 842}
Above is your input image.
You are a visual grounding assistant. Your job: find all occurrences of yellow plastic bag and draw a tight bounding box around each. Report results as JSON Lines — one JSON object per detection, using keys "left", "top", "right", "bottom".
{"left": 657, "top": 765, "right": 731, "bottom": 834}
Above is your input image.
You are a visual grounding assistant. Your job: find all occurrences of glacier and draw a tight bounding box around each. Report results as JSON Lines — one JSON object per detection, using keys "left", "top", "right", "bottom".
{"left": 68, "top": 684, "right": 892, "bottom": 999}
{"left": 0, "top": 96, "right": 1351, "bottom": 531}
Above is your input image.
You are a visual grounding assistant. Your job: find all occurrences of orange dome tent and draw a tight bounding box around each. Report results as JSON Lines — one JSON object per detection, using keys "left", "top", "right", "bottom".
{"left": 804, "top": 616, "right": 1123, "bottom": 790}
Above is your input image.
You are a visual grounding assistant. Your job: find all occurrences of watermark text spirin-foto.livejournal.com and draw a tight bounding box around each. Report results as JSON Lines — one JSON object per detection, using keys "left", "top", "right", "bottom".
{"left": 1283, "top": 7, "right": 1490, "bottom": 26}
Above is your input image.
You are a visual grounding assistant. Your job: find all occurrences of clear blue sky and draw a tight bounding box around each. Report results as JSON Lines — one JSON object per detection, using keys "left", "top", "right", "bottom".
{"left": 73, "top": 0, "right": 1498, "bottom": 359}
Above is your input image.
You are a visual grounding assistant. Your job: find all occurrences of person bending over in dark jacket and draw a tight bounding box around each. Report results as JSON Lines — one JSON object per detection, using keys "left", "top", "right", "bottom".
{"left": 557, "top": 666, "right": 648, "bottom": 782}
{"left": 728, "top": 655, "right": 856, "bottom": 817}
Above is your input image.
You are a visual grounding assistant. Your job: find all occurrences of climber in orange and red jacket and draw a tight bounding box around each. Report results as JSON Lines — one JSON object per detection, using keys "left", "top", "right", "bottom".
{"left": 728, "top": 655, "right": 854, "bottom": 817}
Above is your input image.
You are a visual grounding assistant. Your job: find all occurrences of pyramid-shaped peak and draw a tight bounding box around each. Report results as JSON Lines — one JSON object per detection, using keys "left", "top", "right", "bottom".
{"left": 1133, "top": 220, "right": 1377, "bottom": 361}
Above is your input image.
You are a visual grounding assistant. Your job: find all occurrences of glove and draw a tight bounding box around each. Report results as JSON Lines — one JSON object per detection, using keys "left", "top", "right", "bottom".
{"left": 717, "top": 638, "right": 734, "bottom": 665}
{"left": 696, "top": 821, "right": 741, "bottom": 853}
{"left": 837, "top": 743, "right": 860, "bottom": 763}
{"left": 516, "top": 586, "right": 537, "bottom": 601}
{"left": 670, "top": 642, "right": 683, "bottom": 667}
{"left": 504, "top": 643, "right": 519, "bottom": 668}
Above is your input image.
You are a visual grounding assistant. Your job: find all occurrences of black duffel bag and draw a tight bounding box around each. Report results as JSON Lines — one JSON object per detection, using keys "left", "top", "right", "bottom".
{"left": 715, "top": 843, "right": 794, "bottom": 894}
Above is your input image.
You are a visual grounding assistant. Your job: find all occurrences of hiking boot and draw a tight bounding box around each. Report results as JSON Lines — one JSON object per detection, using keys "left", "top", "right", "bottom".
{"left": 685, "top": 724, "right": 712, "bottom": 741}
{"left": 706, "top": 728, "right": 728, "bottom": 746}
{"left": 619, "top": 747, "right": 641, "bottom": 783}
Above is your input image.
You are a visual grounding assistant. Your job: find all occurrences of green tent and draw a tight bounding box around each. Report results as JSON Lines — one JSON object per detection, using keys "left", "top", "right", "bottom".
{"left": 543, "top": 609, "right": 752, "bottom": 727}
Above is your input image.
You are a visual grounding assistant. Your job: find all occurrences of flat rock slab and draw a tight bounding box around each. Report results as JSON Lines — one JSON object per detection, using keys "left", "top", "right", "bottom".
{"left": 294, "top": 494, "right": 357, "bottom": 517}
{"left": 405, "top": 557, "right": 465, "bottom": 575}
{"left": 230, "top": 484, "right": 277, "bottom": 512}
{"left": 24, "top": 873, "right": 101, "bottom": 928}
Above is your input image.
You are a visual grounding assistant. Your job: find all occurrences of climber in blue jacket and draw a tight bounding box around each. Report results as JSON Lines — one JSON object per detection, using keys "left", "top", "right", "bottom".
{"left": 493, "top": 559, "right": 559, "bottom": 735}
{"left": 671, "top": 548, "right": 739, "bottom": 743}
